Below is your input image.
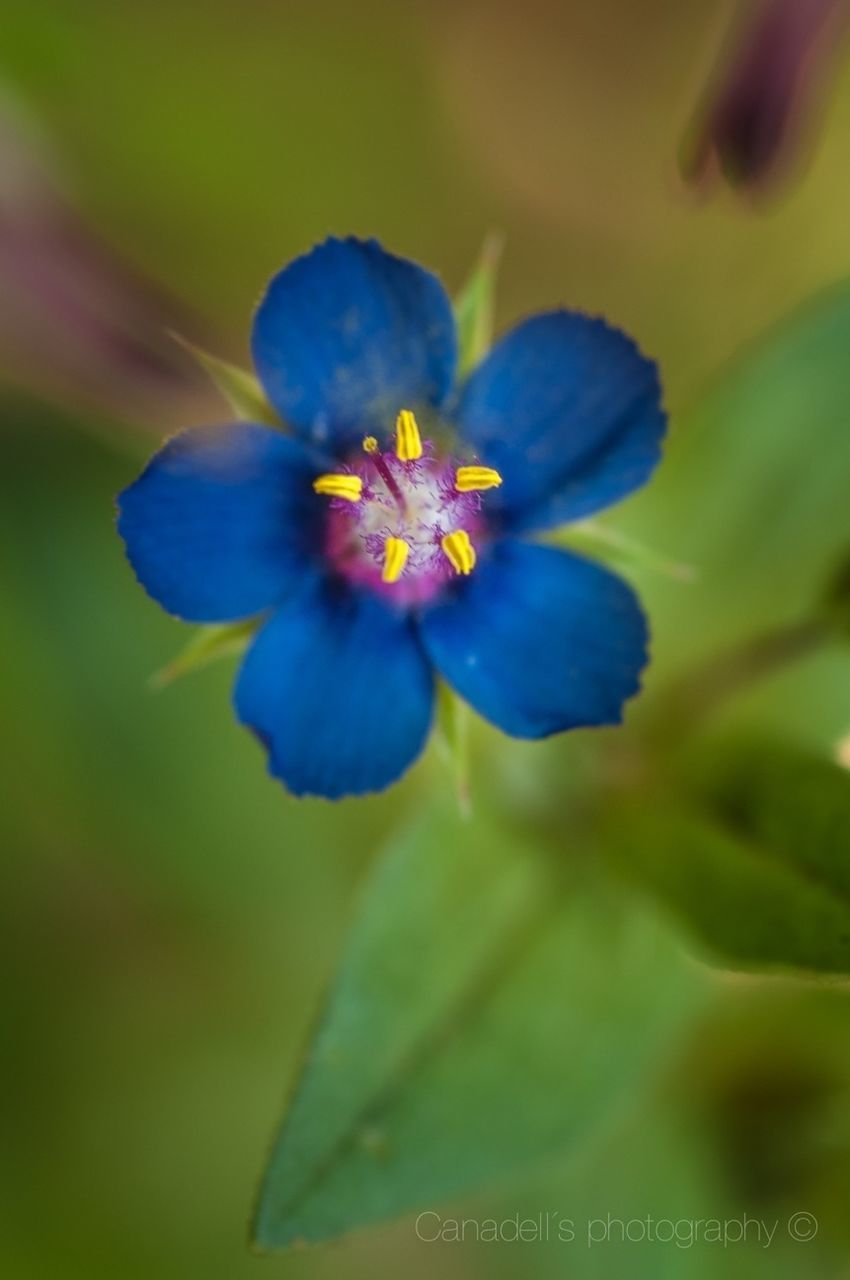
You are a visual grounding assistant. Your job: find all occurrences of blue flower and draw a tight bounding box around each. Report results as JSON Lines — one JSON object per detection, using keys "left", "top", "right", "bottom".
{"left": 118, "top": 237, "right": 665, "bottom": 799}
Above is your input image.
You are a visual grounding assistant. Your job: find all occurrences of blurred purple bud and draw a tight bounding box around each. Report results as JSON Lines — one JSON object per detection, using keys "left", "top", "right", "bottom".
{"left": 682, "top": 0, "right": 850, "bottom": 196}
{"left": 0, "top": 92, "right": 212, "bottom": 428}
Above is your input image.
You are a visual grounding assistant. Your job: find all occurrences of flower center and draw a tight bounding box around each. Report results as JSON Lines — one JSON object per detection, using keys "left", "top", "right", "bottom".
{"left": 312, "top": 409, "right": 502, "bottom": 605}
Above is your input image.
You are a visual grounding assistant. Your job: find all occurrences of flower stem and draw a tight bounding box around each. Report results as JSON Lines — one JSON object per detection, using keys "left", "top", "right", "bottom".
{"left": 651, "top": 616, "right": 828, "bottom": 741}
{"left": 435, "top": 682, "right": 472, "bottom": 818}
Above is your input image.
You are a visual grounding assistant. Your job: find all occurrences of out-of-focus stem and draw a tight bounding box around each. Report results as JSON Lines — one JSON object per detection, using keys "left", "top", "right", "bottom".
{"left": 652, "top": 615, "right": 828, "bottom": 742}
{"left": 435, "top": 681, "right": 472, "bottom": 819}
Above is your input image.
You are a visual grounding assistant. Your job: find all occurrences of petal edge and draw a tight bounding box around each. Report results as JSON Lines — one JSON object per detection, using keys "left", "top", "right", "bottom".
{"left": 252, "top": 238, "right": 458, "bottom": 453}
{"left": 117, "top": 424, "right": 323, "bottom": 623}
{"left": 455, "top": 310, "right": 666, "bottom": 532}
{"left": 235, "top": 579, "right": 435, "bottom": 798}
{"left": 419, "top": 540, "right": 649, "bottom": 739}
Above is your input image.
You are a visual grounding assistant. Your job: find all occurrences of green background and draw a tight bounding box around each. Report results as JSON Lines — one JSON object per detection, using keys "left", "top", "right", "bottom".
{"left": 5, "top": 1, "right": 850, "bottom": 1277}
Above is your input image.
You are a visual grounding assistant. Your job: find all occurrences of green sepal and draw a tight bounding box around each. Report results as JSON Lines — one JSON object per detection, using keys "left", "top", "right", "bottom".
{"left": 454, "top": 233, "right": 503, "bottom": 378}
{"left": 149, "top": 619, "right": 258, "bottom": 689}
{"left": 170, "top": 332, "right": 282, "bottom": 426}
{"left": 547, "top": 519, "right": 696, "bottom": 583}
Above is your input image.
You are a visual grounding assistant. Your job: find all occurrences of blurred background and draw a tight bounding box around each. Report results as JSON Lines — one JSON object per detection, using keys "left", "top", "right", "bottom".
{"left": 6, "top": 1, "right": 850, "bottom": 1276}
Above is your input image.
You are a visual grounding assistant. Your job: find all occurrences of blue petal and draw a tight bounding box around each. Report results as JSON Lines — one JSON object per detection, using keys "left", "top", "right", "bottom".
{"left": 455, "top": 311, "right": 666, "bottom": 532}
{"left": 251, "top": 237, "right": 457, "bottom": 452}
{"left": 118, "top": 424, "right": 323, "bottom": 622}
{"left": 419, "top": 541, "right": 648, "bottom": 738}
{"left": 234, "top": 579, "right": 435, "bottom": 798}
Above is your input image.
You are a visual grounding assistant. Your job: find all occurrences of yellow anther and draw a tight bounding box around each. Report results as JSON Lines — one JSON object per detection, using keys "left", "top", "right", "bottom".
{"left": 441, "top": 530, "right": 476, "bottom": 576}
{"left": 382, "top": 536, "right": 410, "bottom": 584}
{"left": 362, "top": 435, "right": 378, "bottom": 454}
{"left": 312, "top": 473, "right": 363, "bottom": 502}
{"left": 395, "top": 408, "right": 423, "bottom": 461}
{"left": 455, "top": 465, "right": 503, "bottom": 493}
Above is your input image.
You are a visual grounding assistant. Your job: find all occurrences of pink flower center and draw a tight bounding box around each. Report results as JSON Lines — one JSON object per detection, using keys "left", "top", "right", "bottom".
{"left": 312, "top": 412, "right": 503, "bottom": 606}
{"left": 326, "top": 443, "right": 487, "bottom": 604}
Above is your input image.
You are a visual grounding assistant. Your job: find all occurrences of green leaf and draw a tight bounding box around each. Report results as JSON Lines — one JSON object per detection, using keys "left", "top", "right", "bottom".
{"left": 170, "top": 332, "right": 281, "bottom": 425}
{"left": 699, "top": 740, "right": 850, "bottom": 903}
{"left": 454, "top": 233, "right": 503, "bottom": 377}
{"left": 604, "top": 741, "right": 850, "bottom": 975}
{"left": 149, "top": 620, "right": 257, "bottom": 688}
{"left": 509, "top": 1104, "right": 735, "bottom": 1280}
{"left": 253, "top": 805, "right": 703, "bottom": 1249}
{"left": 528, "top": 987, "right": 850, "bottom": 1277}
{"left": 819, "top": 550, "right": 850, "bottom": 640}
{"left": 623, "top": 282, "right": 850, "bottom": 660}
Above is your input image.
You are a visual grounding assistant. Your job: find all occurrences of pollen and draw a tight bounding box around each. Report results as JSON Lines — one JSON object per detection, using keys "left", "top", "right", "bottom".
{"left": 381, "top": 536, "right": 410, "bottom": 583}
{"left": 395, "top": 409, "right": 423, "bottom": 462}
{"left": 441, "top": 529, "right": 476, "bottom": 576}
{"left": 362, "top": 435, "right": 378, "bottom": 454}
{"left": 455, "top": 465, "right": 503, "bottom": 493}
{"left": 313, "top": 473, "right": 363, "bottom": 502}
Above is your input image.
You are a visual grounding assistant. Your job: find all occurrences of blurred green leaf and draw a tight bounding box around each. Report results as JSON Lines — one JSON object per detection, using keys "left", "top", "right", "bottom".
{"left": 149, "top": 620, "right": 257, "bottom": 688}
{"left": 253, "top": 805, "right": 703, "bottom": 1249}
{"left": 699, "top": 741, "right": 850, "bottom": 903}
{"left": 454, "top": 233, "right": 503, "bottom": 377}
{"left": 625, "top": 283, "right": 850, "bottom": 662}
{"left": 171, "top": 333, "right": 281, "bottom": 425}
{"left": 605, "top": 741, "right": 850, "bottom": 975}
{"left": 534, "top": 987, "right": 850, "bottom": 1279}
{"left": 819, "top": 549, "right": 850, "bottom": 640}
{"left": 510, "top": 1106, "right": 742, "bottom": 1280}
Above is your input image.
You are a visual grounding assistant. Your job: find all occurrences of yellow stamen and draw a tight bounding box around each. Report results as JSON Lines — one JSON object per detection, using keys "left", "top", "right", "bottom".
{"left": 382, "top": 536, "right": 410, "bottom": 584}
{"left": 395, "top": 409, "right": 423, "bottom": 462}
{"left": 441, "top": 530, "right": 476, "bottom": 576}
{"left": 313, "top": 473, "right": 363, "bottom": 502}
{"left": 455, "top": 465, "right": 503, "bottom": 493}
{"left": 362, "top": 435, "right": 378, "bottom": 454}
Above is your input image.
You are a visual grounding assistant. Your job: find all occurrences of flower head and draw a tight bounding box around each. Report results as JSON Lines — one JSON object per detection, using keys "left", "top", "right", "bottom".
{"left": 118, "top": 238, "right": 665, "bottom": 798}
